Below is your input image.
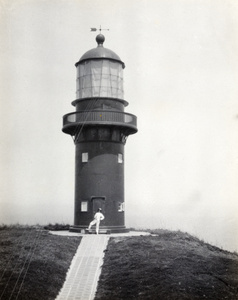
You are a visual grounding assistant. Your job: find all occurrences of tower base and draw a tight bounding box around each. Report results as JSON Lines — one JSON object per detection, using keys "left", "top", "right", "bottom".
{"left": 69, "top": 225, "right": 129, "bottom": 234}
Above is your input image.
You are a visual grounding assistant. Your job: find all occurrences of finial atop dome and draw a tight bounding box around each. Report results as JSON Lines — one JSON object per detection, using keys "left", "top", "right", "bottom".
{"left": 90, "top": 26, "right": 109, "bottom": 47}
{"left": 76, "top": 27, "right": 125, "bottom": 69}
{"left": 96, "top": 34, "right": 105, "bottom": 46}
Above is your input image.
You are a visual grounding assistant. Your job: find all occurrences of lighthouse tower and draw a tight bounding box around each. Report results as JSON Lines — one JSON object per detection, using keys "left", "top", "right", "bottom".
{"left": 62, "top": 33, "right": 137, "bottom": 233}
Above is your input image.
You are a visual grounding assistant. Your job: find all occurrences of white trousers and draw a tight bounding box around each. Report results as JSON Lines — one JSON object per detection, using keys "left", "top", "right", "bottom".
{"left": 88, "top": 220, "right": 100, "bottom": 234}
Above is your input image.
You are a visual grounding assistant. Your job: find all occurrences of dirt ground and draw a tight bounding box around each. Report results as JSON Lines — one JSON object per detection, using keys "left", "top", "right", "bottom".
{"left": 95, "top": 230, "right": 238, "bottom": 300}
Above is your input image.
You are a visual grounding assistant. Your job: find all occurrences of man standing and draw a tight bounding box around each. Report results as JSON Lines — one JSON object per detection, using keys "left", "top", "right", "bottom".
{"left": 88, "top": 208, "right": 105, "bottom": 234}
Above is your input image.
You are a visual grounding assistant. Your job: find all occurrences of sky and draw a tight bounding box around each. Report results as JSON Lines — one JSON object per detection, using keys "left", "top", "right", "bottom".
{"left": 0, "top": 0, "right": 238, "bottom": 252}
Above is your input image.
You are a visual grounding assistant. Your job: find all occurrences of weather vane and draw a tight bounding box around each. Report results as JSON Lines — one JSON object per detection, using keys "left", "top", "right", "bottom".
{"left": 90, "top": 25, "right": 109, "bottom": 32}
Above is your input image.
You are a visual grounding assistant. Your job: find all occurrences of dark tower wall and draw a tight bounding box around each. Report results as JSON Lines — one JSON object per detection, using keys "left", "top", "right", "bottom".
{"left": 74, "top": 138, "right": 125, "bottom": 230}
{"left": 62, "top": 34, "right": 137, "bottom": 233}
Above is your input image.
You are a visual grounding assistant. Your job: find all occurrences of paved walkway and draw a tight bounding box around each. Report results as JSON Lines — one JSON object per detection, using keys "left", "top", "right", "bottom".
{"left": 53, "top": 231, "right": 150, "bottom": 300}
{"left": 56, "top": 235, "right": 109, "bottom": 300}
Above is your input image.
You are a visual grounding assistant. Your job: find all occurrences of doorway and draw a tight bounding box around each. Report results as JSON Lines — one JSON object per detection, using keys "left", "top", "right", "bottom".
{"left": 91, "top": 196, "right": 105, "bottom": 216}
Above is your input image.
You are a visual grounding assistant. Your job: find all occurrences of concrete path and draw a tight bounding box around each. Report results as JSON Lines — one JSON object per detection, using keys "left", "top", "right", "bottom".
{"left": 56, "top": 235, "right": 109, "bottom": 300}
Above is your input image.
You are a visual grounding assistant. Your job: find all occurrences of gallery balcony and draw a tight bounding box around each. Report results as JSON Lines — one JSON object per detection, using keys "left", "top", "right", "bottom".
{"left": 62, "top": 110, "right": 137, "bottom": 135}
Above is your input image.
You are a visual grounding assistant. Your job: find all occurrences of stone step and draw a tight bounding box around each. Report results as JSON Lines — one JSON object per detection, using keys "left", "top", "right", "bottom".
{"left": 85, "top": 229, "right": 111, "bottom": 234}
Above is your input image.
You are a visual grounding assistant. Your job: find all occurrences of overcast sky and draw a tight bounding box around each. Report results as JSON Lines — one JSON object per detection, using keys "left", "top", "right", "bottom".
{"left": 0, "top": 0, "right": 238, "bottom": 252}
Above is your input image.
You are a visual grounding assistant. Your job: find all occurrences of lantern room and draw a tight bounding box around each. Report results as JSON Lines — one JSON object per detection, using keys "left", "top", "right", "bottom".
{"left": 75, "top": 34, "right": 124, "bottom": 99}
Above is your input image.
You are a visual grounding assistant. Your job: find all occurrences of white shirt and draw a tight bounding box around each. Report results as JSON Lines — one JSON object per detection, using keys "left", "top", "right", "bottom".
{"left": 94, "top": 212, "right": 104, "bottom": 222}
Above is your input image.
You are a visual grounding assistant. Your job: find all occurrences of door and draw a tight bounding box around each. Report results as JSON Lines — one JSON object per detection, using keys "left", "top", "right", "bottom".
{"left": 91, "top": 197, "right": 105, "bottom": 219}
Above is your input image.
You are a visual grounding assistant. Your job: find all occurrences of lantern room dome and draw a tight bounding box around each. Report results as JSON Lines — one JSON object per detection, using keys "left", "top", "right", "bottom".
{"left": 75, "top": 34, "right": 125, "bottom": 68}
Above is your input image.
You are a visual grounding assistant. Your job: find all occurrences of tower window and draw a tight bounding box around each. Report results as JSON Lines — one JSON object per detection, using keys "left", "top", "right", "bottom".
{"left": 82, "top": 152, "right": 88, "bottom": 162}
{"left": 118, "top": 202, "right": 124, "bottom": 212}
{"left": 118, "top": 153, "right": 123, "bottom": 163}
{"left": 81, "top": 201, "right": 88, "bottom": 212}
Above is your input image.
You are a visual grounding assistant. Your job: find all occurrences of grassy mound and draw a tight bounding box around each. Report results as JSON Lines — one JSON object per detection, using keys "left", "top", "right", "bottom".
{"left": 95, "top": 230, "right": 238, "bottom": 300}
{"left": 0, "top": 226, "right": 81, "bottom": 300}
{"left": 1, "top": 227, "right": 237, "bottom": 299}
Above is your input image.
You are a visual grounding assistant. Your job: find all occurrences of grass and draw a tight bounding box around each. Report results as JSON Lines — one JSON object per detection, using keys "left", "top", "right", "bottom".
{"left": 0, "top": 225, "right": 81, "bottom": 300}
{"left": 95, "top": 229, "right": 238, "bottom": 300}
{"left": 0, "top": 226, "right": 238, "bottom": 300}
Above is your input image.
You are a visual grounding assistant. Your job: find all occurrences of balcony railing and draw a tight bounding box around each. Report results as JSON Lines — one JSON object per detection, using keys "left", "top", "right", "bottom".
{"left": 62, "top": 110, "right": 137, "bottom": 135}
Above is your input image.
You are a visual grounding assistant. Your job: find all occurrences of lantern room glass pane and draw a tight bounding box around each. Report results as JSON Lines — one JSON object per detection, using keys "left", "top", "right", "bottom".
{"left": 76, "top": 60, "right": 124, "bottom": 99}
